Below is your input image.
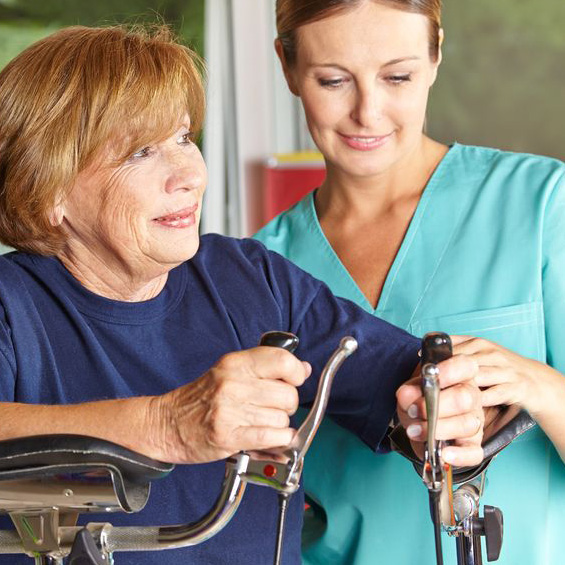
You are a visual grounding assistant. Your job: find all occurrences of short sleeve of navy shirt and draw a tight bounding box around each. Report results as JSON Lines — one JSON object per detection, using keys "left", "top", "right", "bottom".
{"left": 0, "top": 234, "right": 418, "bottom": 564}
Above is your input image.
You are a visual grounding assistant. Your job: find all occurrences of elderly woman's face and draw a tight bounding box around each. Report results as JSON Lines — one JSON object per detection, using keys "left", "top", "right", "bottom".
{"left": 61, "top": 119, "right": 207, "bottom": 278}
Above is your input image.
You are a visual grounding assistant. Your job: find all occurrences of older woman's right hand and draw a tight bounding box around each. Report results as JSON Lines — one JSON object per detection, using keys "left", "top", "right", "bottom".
{"left": 396, "top": 354, "right": 484, "bottom": 467}
{"left": 155, "top": 347, "right": 312, "bottom": 464}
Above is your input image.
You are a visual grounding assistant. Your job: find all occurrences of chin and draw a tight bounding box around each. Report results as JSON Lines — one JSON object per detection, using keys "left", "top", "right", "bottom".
{"left": 154, "top": 235, "right": 201, "bottom": 268}
{"left": 175, "top": 237, "right": 201, "bottom": 263}
{"left": 339, "top": 159, "right": 391, "bottom": 179}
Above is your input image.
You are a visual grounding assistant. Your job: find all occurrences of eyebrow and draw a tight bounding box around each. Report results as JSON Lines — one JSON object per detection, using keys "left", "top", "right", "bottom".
{"left": 382, "top": 56, "right": 421, "bottom": 67}
{"left": 309, "top": 56, "right": 421, "bottom": 71}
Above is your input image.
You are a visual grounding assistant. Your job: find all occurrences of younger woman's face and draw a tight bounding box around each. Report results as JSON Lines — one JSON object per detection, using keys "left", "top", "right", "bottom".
{"left": 279, "top": 1, "right": 441, "bottom": 180}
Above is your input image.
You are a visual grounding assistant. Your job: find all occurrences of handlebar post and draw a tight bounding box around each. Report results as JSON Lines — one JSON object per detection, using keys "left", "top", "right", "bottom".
{"left": 421, "top": 332, "right": 454, "bottom": 565}
{"left": 258, "top": 332, "right": 358, "bottom": 565}
{"left": 259, "top": 332, "right": 299, "bottom": 565}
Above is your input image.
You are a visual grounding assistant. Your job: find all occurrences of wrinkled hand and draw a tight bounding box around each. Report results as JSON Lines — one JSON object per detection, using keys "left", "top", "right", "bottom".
{"left": 155, "top": 347, "right": 311, "bottom": 464}
{"left": 396, "top": 354, "right": 484, "bottom": 467}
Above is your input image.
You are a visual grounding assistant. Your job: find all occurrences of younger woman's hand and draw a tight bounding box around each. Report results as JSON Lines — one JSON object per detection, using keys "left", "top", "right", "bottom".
{"left": 450, "top": 335, "right": 563, "bottom": 420}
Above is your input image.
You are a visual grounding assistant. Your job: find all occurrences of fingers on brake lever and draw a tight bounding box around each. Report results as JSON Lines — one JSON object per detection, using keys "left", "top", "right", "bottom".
{"left": 421, "top": 333, "right": 456, "bottom": 525}
{"left": 240, "top": 334, "right": 357, "bottom": 494}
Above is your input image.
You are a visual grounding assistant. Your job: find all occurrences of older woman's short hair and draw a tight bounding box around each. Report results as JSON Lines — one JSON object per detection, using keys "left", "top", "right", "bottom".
{"left": 0, "top": 25, "right": 206, "bottom": 255}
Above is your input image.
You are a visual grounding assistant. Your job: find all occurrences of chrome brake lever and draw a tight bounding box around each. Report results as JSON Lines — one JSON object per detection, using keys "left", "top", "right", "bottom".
{"left": 420, "top": 332, "right": 455, "bottom": 565}
{"left": 422, "top": 362, "right": 443, "bottom": 491}
{"left": 240, "top": 334, "right": 358, "bottom": 493}
{"left": 285, "top": 336, "right": 358, "bottom": 461}
{"left": 235, "top": 332, "right": 357, "bottom": 565}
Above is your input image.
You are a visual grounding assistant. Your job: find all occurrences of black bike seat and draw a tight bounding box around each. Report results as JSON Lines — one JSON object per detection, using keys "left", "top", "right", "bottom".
{"left": 0, "top": 434, "right": 174, "bottom": 513}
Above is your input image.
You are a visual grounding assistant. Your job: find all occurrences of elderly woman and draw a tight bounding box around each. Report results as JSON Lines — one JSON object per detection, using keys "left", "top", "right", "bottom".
{"left": 0, "top": 25, "right": 484, "bottom": 564}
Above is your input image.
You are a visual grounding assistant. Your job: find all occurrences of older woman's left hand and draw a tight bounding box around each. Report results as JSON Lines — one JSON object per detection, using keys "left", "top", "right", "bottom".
{"left": 396, "top": 354, "right": 484, "bottom": 467}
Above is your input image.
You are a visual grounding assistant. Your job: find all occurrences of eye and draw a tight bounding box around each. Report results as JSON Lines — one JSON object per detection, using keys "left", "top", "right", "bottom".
{"left": 130, "top": 146, "right": 153, "bottom": 160}
{"left": 386, "top": 73, "right": 412, "bottom": 85}
{"left": 318, "top": 77, "right": 347, "bottom": 89}
{"left": 178, "top": 131, "right": 195, "bottom": 145}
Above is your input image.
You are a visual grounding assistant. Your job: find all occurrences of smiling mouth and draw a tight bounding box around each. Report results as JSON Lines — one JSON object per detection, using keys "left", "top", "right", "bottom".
{"left": 338, "top": 132, "right": 393, "bottom": 150}
{"left": 153, "top": 205, "right": 198, "bottom": 228}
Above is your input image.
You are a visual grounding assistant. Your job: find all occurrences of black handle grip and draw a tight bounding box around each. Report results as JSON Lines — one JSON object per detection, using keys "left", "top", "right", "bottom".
{"left": 68, "top": 528, "right": 106, "bottom": 565}
{"left": 259, "top": 331, "right": 299, "bottom": 353}
{"left": 421, "top": 332, "right": 452, "bottom": 365}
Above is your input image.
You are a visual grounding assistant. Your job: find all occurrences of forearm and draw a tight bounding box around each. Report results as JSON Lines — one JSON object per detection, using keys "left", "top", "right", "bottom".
{"left": 0, "top": 396, "right": 171, "bottom": 461}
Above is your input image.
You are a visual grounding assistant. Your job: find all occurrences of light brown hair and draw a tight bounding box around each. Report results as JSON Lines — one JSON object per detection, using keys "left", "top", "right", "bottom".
{"left": 0, "top": 25, "right": 205, "bottom": 255}
{"left": 276, "top": 0, "right": 442, "bottom": 66}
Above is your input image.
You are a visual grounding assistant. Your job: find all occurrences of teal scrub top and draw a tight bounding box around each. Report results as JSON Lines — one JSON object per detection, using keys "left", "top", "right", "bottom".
{"left": 254, "top": 144, "right": 565, "bottom": 565}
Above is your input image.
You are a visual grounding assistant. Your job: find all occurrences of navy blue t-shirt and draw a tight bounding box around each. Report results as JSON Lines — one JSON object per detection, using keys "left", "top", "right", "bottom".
{"left": 0, "top": 235, "right": 418, "bottom": 564}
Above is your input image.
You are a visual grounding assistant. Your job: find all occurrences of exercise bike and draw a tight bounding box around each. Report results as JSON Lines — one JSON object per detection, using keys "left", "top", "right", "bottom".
{"left": 0, "top": 332, "right": 533, "bottom": 564}
{"left": 0, "top": 331, "right": 357, "bottom": 564}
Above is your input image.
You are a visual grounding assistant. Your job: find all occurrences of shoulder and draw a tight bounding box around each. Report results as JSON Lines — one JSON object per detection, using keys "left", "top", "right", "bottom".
{"left": 445, "top": 145, "right": 565, "bottom": 217}
{"left": 0, "top": 252, "right": 62, "bottom": 296}
{"left": 0, "top": 252, "right": 36, "bottom": 295}
{"left": 253, "top": 192, "right": 314, "bottom": 255}
{"left": 191, "top": 233, "right": 328, "bottom": 339}
{"left": 454, "top": 144, "right": 564, "bottom": 188}
{"left": 195, "top": 232, "right": 323, "bottom": 292}
{"left": 0, "top": 252, "right": 40, "bottom": 374}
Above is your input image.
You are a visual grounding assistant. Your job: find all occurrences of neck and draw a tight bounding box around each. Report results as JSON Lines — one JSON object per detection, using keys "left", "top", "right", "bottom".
{"left": 317, "top": 136, "right": 448, "bottom": 221}
{"left": 58, "top": 244, "right": 169, "bottom": 302}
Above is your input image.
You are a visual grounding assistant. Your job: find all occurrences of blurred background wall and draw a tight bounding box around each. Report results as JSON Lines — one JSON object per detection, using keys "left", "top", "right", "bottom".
{"left": 428, "top": 0, "right": 565, "bottom": 160}
{"left": 0, "top": 0, "right": 563, "bottom": 252}
{"left": 0, "top": 0, "right": 204, "bottom": 58}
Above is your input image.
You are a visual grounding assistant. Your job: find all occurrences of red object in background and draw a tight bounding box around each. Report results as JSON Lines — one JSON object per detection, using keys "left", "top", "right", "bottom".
{"left": 262, "top": 152, "right": 326, "bottom": 225}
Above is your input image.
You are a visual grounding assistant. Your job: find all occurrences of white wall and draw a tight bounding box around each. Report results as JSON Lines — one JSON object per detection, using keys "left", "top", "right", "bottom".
{"left": 203, "top": 0, "right": 308, "bottom": 237}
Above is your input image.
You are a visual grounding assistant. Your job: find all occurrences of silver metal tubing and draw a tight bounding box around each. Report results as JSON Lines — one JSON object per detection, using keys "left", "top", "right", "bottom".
{"left": 453, "top": 484, "right": 481, "bottom": 523}
{"left": 0, "top": 530, "right": 25, "bottom": 553}
{"left": 34, "top": 557, "right": 62, "bottom": 564}
{"left": 456, "top": 526, "right": 483, "bottom": 565}
{"left": 103, "top": 455, "right": 248, "bottom": 553}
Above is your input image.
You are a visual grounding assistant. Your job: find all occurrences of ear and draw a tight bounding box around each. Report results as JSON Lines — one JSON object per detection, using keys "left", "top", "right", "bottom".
{"left": 274, "top": 38, "right": 299, "bottom": 96}
{"left": 429, "top": 28, "right": 444, "bottom": 87}
{"left": 48, "top": 202, "right": 65, "bottom": 227}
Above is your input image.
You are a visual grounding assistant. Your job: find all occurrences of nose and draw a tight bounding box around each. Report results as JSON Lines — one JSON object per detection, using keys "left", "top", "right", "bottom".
{"left": 164, "top": 146, "right": 206, "bottom": 194}
{"left": 350, "top": 84, "right": 382, "bottom": 128}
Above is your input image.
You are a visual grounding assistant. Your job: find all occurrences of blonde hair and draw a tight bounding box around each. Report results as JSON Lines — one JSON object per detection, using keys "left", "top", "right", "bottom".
{"left": 0, "top": 24, "right": 206, "bottom": 255}
{"left": 277, "top": 0, "right": 442, "bottom": 66}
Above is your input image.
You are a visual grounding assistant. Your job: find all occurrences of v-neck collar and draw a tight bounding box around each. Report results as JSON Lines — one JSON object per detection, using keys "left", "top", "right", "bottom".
{"left": 304, "top": 143, "right": 461, "bottom": 323}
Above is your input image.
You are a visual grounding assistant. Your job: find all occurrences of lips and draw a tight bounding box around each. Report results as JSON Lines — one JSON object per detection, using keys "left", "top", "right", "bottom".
{"left": 153, "top": 205, "right": 198, "bottom": 228}
{"left": 338, "top": 132, "right": 393, "bottom": 151}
